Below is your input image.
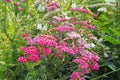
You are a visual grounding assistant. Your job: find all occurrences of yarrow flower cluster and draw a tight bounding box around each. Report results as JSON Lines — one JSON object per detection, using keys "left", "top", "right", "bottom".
{"left": 28, "top": 35, "right": 57, "bottom": 47}
{"left": 53, "top": 16, "right": 69, "bottom": 22}
{"left": 5, "top": 0, "right": 11, "bottom": 2}
{"left": 70, "top": 8, "right": 90, "bottom": 13}
{"left": 72, "top": 51, "right": 100, "bottom": 73}
{"left": 56, "top": 41, "right": 77, "bottom": 56}
{"left": 70, "top": 71, "right": 85, "bottom": 80}
{"left": 80, "top": 21, "right": 96, "bottom": 30}
{"left": 70, "top": 7, "right": 97, "bottom": 17}
{"left": 18, "top": 46, "right": 39, "bottom": 63}
{"left": 45, "top": 2, "right": 60, "bottom": 12}
{"left": 18, "top": 2, "right": 100, "bottom": 80}
{"left": 54, "top": 25, "right": 75, "bottom": 33}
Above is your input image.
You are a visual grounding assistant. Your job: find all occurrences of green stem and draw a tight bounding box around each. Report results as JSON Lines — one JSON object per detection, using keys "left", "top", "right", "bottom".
{"left": 93, "top": 68, "right": 120, "bottom": 80}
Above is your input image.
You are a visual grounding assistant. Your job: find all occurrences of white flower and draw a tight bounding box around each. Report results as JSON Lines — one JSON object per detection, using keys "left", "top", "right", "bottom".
{"left": 38, "top": 4, "right": 45, "bottom": 12}
{"left": 37, "top": 23, "right": 42, "bottom": 30}
{"left": 42, "top": 24, "right": 47, "bottom": 30}
{"left": 90, "top": 43, "right": 95, "bottom": 48}
{"left": 98, "top": 7, "right": 107, "bottom": 12}
{"left": 71, "top": 3, "right": 77, "bottom": 8}
{"left": 64, "top": 0, "right": 67, "bottom": 3}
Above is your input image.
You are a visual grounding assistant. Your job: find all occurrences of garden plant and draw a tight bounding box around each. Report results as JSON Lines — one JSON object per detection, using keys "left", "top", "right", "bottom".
{"left": 0, "top": 0, "right": 120, "bottom": 80}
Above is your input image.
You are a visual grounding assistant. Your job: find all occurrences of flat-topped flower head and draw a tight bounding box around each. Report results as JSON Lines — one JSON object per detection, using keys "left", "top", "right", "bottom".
{"left": 54, "top": 25, "right": 74, "bottom": 33}
{"left": 5, "top": 0, "right": 11, "bottom": 2}
{"left": 23, "top": 46, "right": 39, "bottom": 55}
{"left": 70, "top": 71, "right": 85, "bottom": 80}
{"left": 27, "top": 54, "right": 39, "bottom": 62}
{"left": 18, "top": 56, "right": 27, "bottom": 63}
{"left": 45, "top": 2, "right": 60, "bottom": 12}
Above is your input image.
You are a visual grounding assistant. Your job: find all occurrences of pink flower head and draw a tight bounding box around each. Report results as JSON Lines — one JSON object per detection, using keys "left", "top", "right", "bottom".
{"left": 5, "top": 0, "right": 11, "bottom": 2}
{"left": 91, "top": 51, "right": 100, "bottom": 61}
{"left": 42, "top": 48, "right": 51, "bottom": 55}
{"left": 47, "top": 6, "right": 57, "bottom": 11}
{"left": 70, "top": 7, "right": 89, "bottom": 14}
{"left": 46, "top": 2, "right": 60, "bottom": 12}
{"left": 91, "top": 13, "right": 97, "bottom": 17}
{"left": 53, "top": 16, "right": 69, "bottom": 22}
{"left": 22, "top": 33, "right": 30, "bottom": 37}
{"left": 51, "top": 21, "right": 59, "bottom": 27}
{"left": 67, "top": 31, "right": 80, "bottom": 39}
{"left": 80, "top": 21, "right": 96, "bottom": 30}
{"left": 71, "top": 21, "right": 78, "bottom": 25}
{"left": 70, "top": 8, "right": 77, "bottom": 11}
{"left": 77, "top": 8, "right": 89, "bottom": 13}
{"left": 89, "top": 61, "right": 99, "bottom": 70}
{"left": 70, "top": 17, "right": 77, "bottom": 20}
{"left": 56, "top": 42, "right": 77, "bottom": 55}
{"left": 72, "top": 51, "right": 100, "bottom": 75}
{"left": 77, "top": 38, "right": 90, "bottom": 48}
{"left": 27, "top": 54, "right": 39, "bottom": 62}
{"left": 14, "top": 2, "right": 20, "bottom": 6}
{"left": 18, "top": 7, "right": 24, "bottom": 11}
{"left": 54, "top": 25, "right": 74, "bottom": 33}
{"left": 18, "top": 56, "right": 27, "bottom": 63}
{"left": 22, "top": 33, "right": 32, "bottom": 41}
{"left": 36, "top": 35, "right": 57, "bottom": 47}
{"left": 70, "top": 71, "right": 85, "bottom": 80}
{"left": 23, "top": 46, "right": 39, "bottom": 55}
{"left": 88, "top": 34, "right": 97, "bottom": 41}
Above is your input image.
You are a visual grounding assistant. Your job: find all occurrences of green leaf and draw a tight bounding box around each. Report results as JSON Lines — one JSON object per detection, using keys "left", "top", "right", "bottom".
{"left": 115, "top": 40, "right": 120, "bottom": 44}
{"left": 107, "top": 62, "right": 116, "bottom": 70}
{"left": 64, "top": 0, "right": 72, "bottom": 11}
{"left": 103, "top": 36, "right": 116, "bottom": 44}
{"left": 111, "top": 29, "right": 120, "bottom": 37}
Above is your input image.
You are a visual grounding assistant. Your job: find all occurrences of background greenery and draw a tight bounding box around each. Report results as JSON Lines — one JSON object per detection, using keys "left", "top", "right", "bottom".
{"left": 0, "top": 0, "right": 120, "bottom": 80}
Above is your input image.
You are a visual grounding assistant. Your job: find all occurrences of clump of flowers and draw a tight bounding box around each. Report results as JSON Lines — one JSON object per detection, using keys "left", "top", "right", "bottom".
{"left": 80, "top": 21, "right": 96, "bottom": 30}
{"left": 70, "top": 7, "right": 97, "bottom": 17}
{"left": 45, "top": 2, "right": 60, "bottom": 12}
{"left": 70, "top": 71, "right": 85, "bottom": 80}
{"left": 18, "top": 46, "right": 39, "bottom": 63}
{"left": 18, "top": 1, "right": 100, "bottom": 80}
{"left": 5, "top": 0, "right": 11, "bottom": 2}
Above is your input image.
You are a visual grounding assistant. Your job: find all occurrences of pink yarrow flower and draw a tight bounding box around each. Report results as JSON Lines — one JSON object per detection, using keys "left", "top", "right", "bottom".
{"left": 14, "top": 2, "right": 20, "bottom": 6}
{"left": 18, "top": 7, "right": 24, "bottom": 11}
{"left": 53, "top": 16, "right": 69, "bottom": 22}
{"left": 28, "top": 35, "right": 57, "bottom": 47}
{"left": 23, "top": 46, "right": 39, "bottom": 55}
{"left": 37, "top": 35, "right": 57, "bottom": 47}
{"left": 70, "top": 7, "right": 89, "bottom": 14}
{"left": 72, "top": 51, "right": 100, "bottom": 75}
{"left": 5, "top": 0, "right": 11, "bottom": 2}
{"left": 18, "top": 56, "right": 27, "bottom": 63}
{"left": 56, "top": 42, "right": 78, "bottom": 55}
{"left": 45, "top": 2, "right": 60, "bottom": 12}
{"left": 77, "top": 38, "right": 90, "bottom": 48}
{"left": 54, "top": 25, "right": 74, "bottom": 33}
{"left": 80, "top": 21, "right": 96, "bottom": 30}
{"left": 67, "top": 31, "right": 80, "bottom": 39}
{"left": 27, "top": 54, "right": 39, "bottom": 62}
{"left": 70, "top": 71, "right": 85, "bottom": 80}
{"left": 42, "top": 48, "right": 51, "bottom": 55}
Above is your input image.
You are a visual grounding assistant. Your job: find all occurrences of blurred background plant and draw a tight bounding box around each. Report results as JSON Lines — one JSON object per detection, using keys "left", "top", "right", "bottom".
{"left": 0, "top": 0, "right": 120, "bottom": 80}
